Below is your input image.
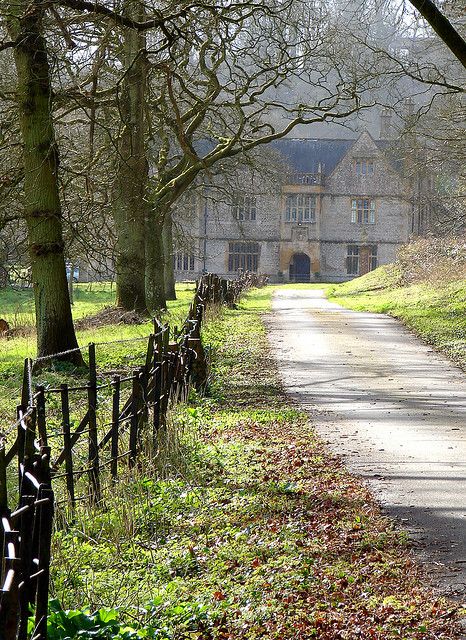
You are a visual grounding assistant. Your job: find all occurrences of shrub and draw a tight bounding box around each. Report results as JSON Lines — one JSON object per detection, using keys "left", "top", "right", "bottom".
{"left": 397, "top": 235, "right": 466, "bottom": 284}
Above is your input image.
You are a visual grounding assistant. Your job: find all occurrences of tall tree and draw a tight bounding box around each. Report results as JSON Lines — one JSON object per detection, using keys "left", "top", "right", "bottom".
{"left": 142, "top": 0, "right": 372, "bottom": 308}
{"left": 406, "top": 0, "right": 466, "bottom": 68}
{"left": 6, "top": 0, "right": 83, "bottom": 361}
{"left": 112, "top": 0, "right": 149, "bottom": 313}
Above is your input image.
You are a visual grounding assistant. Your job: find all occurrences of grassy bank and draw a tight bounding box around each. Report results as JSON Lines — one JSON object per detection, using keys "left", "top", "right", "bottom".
{"left": 328, "top": 266, "right": 466, "bottom": 371}
{"left": 48, "top": 287, "right": 463, "bottom": 639}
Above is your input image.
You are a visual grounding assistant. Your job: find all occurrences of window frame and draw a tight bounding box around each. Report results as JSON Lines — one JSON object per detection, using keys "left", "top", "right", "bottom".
{"left": 351, "top": 198, "right": 375, "bottom": 224}
{"left": 228, "top": 241, "right": 260, "bottom": 272}
{"left": 346, "top": 244, "right": 378, "bottom": 276}
{"left": 369, "top": 245, "right": 378, "bottom": 271}
{"left": 346, "top": 244, "right": 359, "bottom": 275}
{"left": 232, "top": 194, "right": 257, "bottom": 221}
{"left": 174, "top": 251, "right": 196, "bottom": 272}
{"left": 285, "top": 193, "right": 316, "bottom": 223}
{"left": 355, "top": 159, "right": 374, "bottom": 176}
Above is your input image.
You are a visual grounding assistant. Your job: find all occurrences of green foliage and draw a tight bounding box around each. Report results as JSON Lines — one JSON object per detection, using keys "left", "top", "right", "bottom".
{"left": 33, "top": 598, "right": 216, "bottom": 640}
{"left": 32, "top": 600, "right": 146, "bottom": 640}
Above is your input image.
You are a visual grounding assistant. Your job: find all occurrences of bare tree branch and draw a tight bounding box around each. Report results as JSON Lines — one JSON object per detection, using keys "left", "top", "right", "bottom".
{"left": 407, "top": 0, "right": 466, "bottom": 68}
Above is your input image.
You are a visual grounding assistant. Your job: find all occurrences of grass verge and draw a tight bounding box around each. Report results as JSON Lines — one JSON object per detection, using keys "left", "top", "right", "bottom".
{"left": 49, "top": 288, "right": 464, "bottom": 639}
{"left": 327, "top": 266, "right": 466, "bottom": 371}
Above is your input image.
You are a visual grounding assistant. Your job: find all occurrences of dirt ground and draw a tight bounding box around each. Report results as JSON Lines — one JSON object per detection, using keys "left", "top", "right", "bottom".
{"left": 266, "top": 289, "right": 466, "bottom": 600}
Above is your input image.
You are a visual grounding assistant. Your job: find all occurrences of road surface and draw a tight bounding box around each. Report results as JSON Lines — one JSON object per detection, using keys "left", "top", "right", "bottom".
{"left": 267, "top": 288, "right": 466, "bottom": 598}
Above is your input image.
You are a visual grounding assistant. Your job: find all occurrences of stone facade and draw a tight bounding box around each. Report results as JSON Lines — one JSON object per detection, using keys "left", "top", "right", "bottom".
{"left": 174, "top": 132, "right": 412, "bottom": 282}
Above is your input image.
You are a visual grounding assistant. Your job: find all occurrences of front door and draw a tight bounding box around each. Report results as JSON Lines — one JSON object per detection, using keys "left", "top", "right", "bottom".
{"left": 289, "top": 253, "right": 311, "bottom": 282}
{"left": 359, "top": 246, "right": 370, "bottom": 275}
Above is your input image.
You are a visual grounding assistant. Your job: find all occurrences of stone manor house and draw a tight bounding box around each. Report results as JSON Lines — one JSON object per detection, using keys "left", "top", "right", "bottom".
{"left": 173, "top": 132, "right": 415, "bottom": 283}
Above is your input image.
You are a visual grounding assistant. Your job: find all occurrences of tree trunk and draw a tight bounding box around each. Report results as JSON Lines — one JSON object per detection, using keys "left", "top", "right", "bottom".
{"left": 68, "top": 261, "right": 75, "bottom": 306}
{"left": 8, "top": 3, "right": 83, "bottom": 363}
{"left": 163, "top": 211, "right": 176, "bottom": 300}
{"left": 112, "top": 0, "right": 148, "bottom": 314}
{"left": 145, "top": 206, "right": 167, "bottom": 312}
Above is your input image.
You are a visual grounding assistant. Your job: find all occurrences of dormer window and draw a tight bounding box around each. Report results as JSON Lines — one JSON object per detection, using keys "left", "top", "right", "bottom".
{"left": 232, "top": 194, "right": 256, "bottom": 221}
{"left": 355, "top": 159, "right": 374, "bottom": 176}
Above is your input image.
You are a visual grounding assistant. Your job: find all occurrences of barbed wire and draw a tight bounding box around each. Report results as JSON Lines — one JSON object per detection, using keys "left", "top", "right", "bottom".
{"left": 31, "top": 327, "right": 169, "bottom": 368}
{"left": 93, "top": 334, "right": 157, "bottom": 347}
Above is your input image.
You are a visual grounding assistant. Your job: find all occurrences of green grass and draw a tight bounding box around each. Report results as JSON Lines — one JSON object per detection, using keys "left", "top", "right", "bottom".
{"left": 0, "top": 283, "right": 195, "bottom": 426}
{"left": 0, "top": 282, "right": 118, "bottom": 327}
{"left": 48, "top": 287, "right": 463, "bottom": 639}
{"left": 327, "top": 266, "right": 466, "bottom": 370}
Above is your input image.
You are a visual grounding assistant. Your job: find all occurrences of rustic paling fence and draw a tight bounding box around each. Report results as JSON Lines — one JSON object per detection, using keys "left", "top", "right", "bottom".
{"left": 0, "top": 272, "right": 265, "bottom": 640}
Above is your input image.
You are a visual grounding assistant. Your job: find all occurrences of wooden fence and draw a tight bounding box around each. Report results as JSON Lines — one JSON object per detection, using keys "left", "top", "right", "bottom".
{"left": 0, "top": 272, "right": 263, "bottom": 640}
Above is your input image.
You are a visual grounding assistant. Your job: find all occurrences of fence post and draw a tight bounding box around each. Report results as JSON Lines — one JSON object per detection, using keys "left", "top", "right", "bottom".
{"left": 152, "top": 349, "right": 162, "bottom": 451}
{"left": 0, "top": 444, "right": 8, "bottom": 604}
{"left": 1, "top": 527, "right": 20, "bottom": 640}
{"left": 21, "top": 358, "right": 32, "bottom": 408}
{"left": 87, "top": 343, "right": 101, "bottom": 503}
{"left": 16, "top": 405, "right": 25, "bottom": 489}
{"left": 145, "top": 334, "right": 155, "bottom": 372}
{"left": 36, "top": 385, "right": 47, "bottom": 447}
{"left": 111, "top": 376, "right": 120, "bottom": 482}
{"left": 17, "top": 493, "right": 36, "bottom": 640}
{"left": 34, "top": 447, "right": 54, "bottom": 640}
{"left": 129, "top": 370, "right": 142, "bottom": 466}
{"left": 61, "top": 384, "right": 75, "bottom": 511}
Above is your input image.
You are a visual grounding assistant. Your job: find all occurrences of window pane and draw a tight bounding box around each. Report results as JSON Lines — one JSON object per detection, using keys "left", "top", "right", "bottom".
{"left": 355, "top": 159, "right": 374, "bottom": 176}
{"left": 285, "top": 194, "right": 316, "bottom": 223}
{"left": 228, "top": 242, "right": 259, "bottom": 272}
{"left": 347, "top": 245, "right": 359, "bottom": 275}
{"left": 232, "top": 194, "right": 257, "bottom": 221}
{"left": 351, "top": 198, "right": 375, "bottom": 224}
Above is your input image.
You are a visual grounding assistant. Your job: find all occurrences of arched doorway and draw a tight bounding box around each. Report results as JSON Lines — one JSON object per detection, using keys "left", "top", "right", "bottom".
{"left": 289, "top": 253, "right": 311, "bottom": 282}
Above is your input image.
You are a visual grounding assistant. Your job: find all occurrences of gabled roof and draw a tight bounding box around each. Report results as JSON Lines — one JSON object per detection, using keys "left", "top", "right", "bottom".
{"left": 271, "top": 135, "right": 402, "bottom": 176}
{"left": 270, "top": 138, "right": 354, "bottom": 174}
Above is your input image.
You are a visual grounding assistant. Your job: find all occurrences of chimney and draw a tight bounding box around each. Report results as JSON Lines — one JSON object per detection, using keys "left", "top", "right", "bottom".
{"left": 379, "top": 108, "right": 392, "bottom": 139}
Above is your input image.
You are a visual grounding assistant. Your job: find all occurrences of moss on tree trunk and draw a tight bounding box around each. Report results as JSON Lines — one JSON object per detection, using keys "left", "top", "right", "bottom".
{"left": 163, "top": 211, "right": 176, "bottom": 301}
{"left": 8, "top": 3, "right": 82, "bottom": 362}
{"left": 145, "top": 207, "right": 167, "bottom": 312}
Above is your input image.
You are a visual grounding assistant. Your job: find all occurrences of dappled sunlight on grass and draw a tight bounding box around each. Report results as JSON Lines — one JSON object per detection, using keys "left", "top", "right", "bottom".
{"left": 50, "top": 286, "right": 464, "bottom": 638}
{"left": 0, "top": 283, "right": 195, "bottom": 422}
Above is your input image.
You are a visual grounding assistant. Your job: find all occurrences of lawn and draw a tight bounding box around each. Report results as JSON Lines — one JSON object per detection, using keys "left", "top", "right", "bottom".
{"left": 327, "top": 266, "right": 466, "bottom": 371}
{"left": 0, "top": 282, "right": 117, "bottom": 328}
{"left": 0, "top": 282, "right": 195, "bottom": 426}
{"left": 47, "top": 287, "right": 463, "bottom": 639}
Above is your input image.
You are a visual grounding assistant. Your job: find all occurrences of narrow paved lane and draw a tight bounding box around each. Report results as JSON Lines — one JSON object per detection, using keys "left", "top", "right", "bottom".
{"left": 267, "top": 289, "right": 466, "bottom": 597}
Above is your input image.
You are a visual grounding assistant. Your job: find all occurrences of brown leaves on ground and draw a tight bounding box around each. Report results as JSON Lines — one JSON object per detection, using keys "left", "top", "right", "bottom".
{"left": 209, "top": 416, "right": 463, "bottom": 639}
{"left": 75, "top": 306, "right": 147, "bottom": 329}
